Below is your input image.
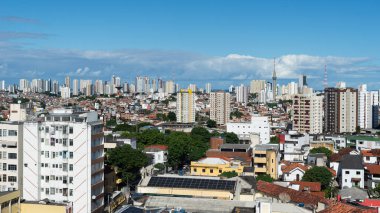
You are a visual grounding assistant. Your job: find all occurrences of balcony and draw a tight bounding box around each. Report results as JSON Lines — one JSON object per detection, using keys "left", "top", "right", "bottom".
{"left": 254, "top": 167, "right": 267, "bottom": 173}
{"left": 254, "top": 157, "right": 266, "bottom": 164}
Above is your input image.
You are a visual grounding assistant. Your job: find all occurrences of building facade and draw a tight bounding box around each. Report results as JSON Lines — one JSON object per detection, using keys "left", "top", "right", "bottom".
{"left": 210, "top": 91, "right": 230, "bottom": 125}
{"left": 176, "top": 90, "right": 195, "bottom": 123}
{"left": 22, "top": 109, "right": 104, "bottom": 213}
{"left": 292, "top": 94, "right": 323, "bottom": 134}
{"left": 324, "top": 87, "right": 358, "bottom": 133}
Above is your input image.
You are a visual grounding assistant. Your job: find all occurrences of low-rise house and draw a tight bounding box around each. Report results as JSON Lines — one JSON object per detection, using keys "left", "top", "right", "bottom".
{"left": 339, "top": 155, "right": 365, "bottom": 189}
{"left": 364, "top": 164, "right": 380, "bottom": 189}
{"left": 256, "top": 180, "right": 330, "bottom": 212}
{"left": 144, "top": 145, "right": 168, "bottom": 165}
{"left": 307, "top": 153, "right": 328, "bottom": 167}
{"left": 280, "top": 163, "right": 310, "bottom": 182}
{"left": 289, "top": 181, "right": 324, "bottom": 198}
{"left": 347, "top": 135, "right": 380, "bottom": 150}
{"left": 330, "top": 147, "right": 357, "bottom": 174}
{"left": 190, "top": 157, "right": 244, "bottom": 177}
{"left": 361, "top": 149, "right": 380, "bottom": 164}
{"left": 206, "top": 144, "right": 252, "bottom": 166}
{"left": 280, "top": 131, "right": 310, "bottom": 163}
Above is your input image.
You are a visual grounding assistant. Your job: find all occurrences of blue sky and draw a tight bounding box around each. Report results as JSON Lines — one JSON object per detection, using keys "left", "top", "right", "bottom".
{"left": 0, "top": 0, "right": 380, "bottom": 89}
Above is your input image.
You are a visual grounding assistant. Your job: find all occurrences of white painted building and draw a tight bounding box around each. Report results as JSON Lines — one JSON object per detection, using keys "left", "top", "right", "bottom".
{"left": 60, "top": 86, "right": 71, "bottom": 99}
{"left": 339, "top": 155, "right": 364, "bottom": 189}
{"left": 236, "top": 84, "right": 249, "bottom": 104}
{"left": 281, "top": 131, "right": 310, "bottom": 162}
{"left": 358, "top": 84, "right": 373, "bottom": 129}
{"left": 0, "top": 121, "right": 23, "bottom": 192}
{"left": 22, "top": 108, "right": 104, "bottom": 213}
{"left": 144, "top": 145, "right": 168, "bottom": 165}
{"left": 227, "top": 115, "right": 270, "bottom": 144}
{"left": 9, "top": 104, "right": 27, "bottom": 122}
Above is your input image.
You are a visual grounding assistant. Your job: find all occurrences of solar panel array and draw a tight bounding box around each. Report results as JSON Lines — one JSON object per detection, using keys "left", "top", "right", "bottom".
{"left": 147, "top": 176, "right": 236, "bottom": 191}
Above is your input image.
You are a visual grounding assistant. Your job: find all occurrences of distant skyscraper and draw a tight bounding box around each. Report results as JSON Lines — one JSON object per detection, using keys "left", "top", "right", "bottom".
{"left": 324, "top": 87, "right": 358, "bottom": 133}
{"left": 165, "top": 80, "right": 175, "bottom": 94}
{"left": 336, "top": 81, "right": 346, "bottom": 89}
{"left": 250, "top": 80, "right": 266, "bottom": 94}
{"left": 136, "top": 76, "right": 149, "bottom": 93}
{"left": 60, "top": 86, "right": 71, "bottom": 98}
{"left": 176, "top": 89, "right": 195, "bottom": 123}
{"left": 205, "top": 83, "right": 212, "bottom": 94}
{"left": 19, "top": 79, "right": 29, "bottom": 92}
{"left": 210, "top": 91, "right": 230, "bottom": 125}
{"left": 236, "top": 84, "right": 249, "bottom": 104}
{"left": 272, "top": 60, "right": 277, "bottom": 101}
{"left": 72, "top": 79, "right": 79, "bottom": 96}
{"left": 298, "top": 75, "right": 307, "bottom": 93}
{"left": 65, "top": 76, "right": 71, "bottom": 89}
{"left": 188, "top": 84, "right": 197, "bottom": 92}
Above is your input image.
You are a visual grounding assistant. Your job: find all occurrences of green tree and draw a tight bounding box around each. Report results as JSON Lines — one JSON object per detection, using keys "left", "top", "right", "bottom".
{"left": 324, "top": 186, "right": 339, "bottom": 198}
{"left": 309, "top": 147, "right": 332, "bottom": 159}
{"left": 230, "top": 110, "right": 243, "bottom": 119}
{"left": 191, "top": 126, "right": 211, "bottom": 143}
{"left": 113, "top": 123, "right": 135, "bottom": 132}
{"left": 219, "top": 171, "right": 238, "bottom": 178}
{"left": 154, "top": 163, "right": 166, "bottom": 172}
{"left": 167, "top": 112, "right": 177, "bottom": 122}
{"left": 106, "top": 119, "right": 117, "bottom": 127}
{"left": 106, "top": 145, "right": 148, "bottom": 184}
{"left": 207, "top": 119, "right": 217, "bottom": 128}
{"left": 302, "top": 166, "right": 332, "bottom": 189}
{"left": 222, "top": 132, "right": 239, "bottom": 144}
{"left": 270, "top": 136, "right": 280, "bottom": 144}
{"left": 256, "top": 174, "right": 274, "bottom": 183}
{"left": 137, "top": 129, "right": 165, "bottom": 145}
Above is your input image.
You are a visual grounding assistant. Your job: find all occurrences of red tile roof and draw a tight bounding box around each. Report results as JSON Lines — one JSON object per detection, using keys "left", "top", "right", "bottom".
{"left": 319, "top": 202, "right": 377, "bottom": 213}
{"left": 144, "top": 145, "right": 168, "bottom": 151}
{"left": 290, "top": 181, "right": 321, "bottom": 192}
{"left": 364, "top": 164, "right": 380, "bottom": 175}
{"left": 361, "top": 149, "right": 380, "bottom": 157}
{"left": 257, "top": 180, "right": 329, "bottom": 206}
{"left": 281, "top": 163, "right": 310, "bottom": 173}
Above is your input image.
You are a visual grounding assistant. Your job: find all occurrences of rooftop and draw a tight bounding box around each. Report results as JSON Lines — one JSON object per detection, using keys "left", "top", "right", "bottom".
{"left": 346, "top": 135, "right": 380, "bottom": 142}
{"left": 196, "top": 157, "right": 231, "bottom": 165}
{"left": 220, "top": 144, "right": 251, "bottom": 150}
{"left": 340, "top": 155, "right": 364, "bottom": 170}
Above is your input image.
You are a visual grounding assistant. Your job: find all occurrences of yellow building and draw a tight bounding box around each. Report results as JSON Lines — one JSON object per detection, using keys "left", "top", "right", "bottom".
{"left": 253, "top": 144, "right": 279, "bottom": 179}
{"left": 0, "top": 191, "right": 20, "bottom": 213}
{"left": 310, "top": 141, "right": 334, "bottom": 152}
{"left": 190, "top": 157, "right": 244, "bottom": 176}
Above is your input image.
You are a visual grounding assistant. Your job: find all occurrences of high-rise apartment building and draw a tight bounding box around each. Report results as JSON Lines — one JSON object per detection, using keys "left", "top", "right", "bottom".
{"left": 205, "top": 83, "right": 212, "bottom": 94}
{"left": 72, "top": 79, "right": 79, "bottom": 96}
{"left": 236, "top": 84, "right": 249, "bottom": 104}
{"left": 22, "top": 108, "right": 104, "bottom": 213}
{"left": 272, "top": 64, "right": 277, "bottom": 101}
{"left": 298, "top": 75, "right": 307, "bottom": 93}
{"left": 358, "top": 84, "right": 373, "bottom": 129}
{"left": 176, "top": 90, "right": 195, "bottom": 123}
{"left": 324, "top": 87, "right": 358, "bottom": 133}
{"left": 60, "top": 87, "right": 71, "bottom": 99}
{"left": 210, "top": 91, "right": 230, "bottom": 125}
{"left": 165, "top": 80, "right": 175, "bottom": 94}
{"left": 19, "top": 79, "right": 29, "bottom": 93}
{"left": 292, "top": 94, "right": 323, "bottom": 134}
{"left": 188, "top": 84, "right": 197, "bottom": 92}
{"left": 250, "top": 80, "right": 266, "bottom": 94}
{"left": 136, "top": 76, "right": 149, "bottom": 93}
{"left": 65, "top": 76, "right": 71, "bottom": 89}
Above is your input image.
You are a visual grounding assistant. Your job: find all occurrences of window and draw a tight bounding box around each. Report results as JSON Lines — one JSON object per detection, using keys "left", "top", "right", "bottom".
{"left": 69, "top": 189, "right": 73, "bottom": 196}
{"left": 69, "top": 177, "right": 73, "bottom": 184}
{"left": 3, "top": 163, "right": 7, "bottom": 171}
{"left": 345, "top": 171, "right": 349, "bottom": 174}
{"left": 69, "top": 164, "right": 73, "bottom": 171}
{"left": 8, "top": 165, "right": 17, "bottom": 171}
{"left": 69, "top": 139, "right": 73, "bottom": 146}
{"left": 356, "top": 171, "right": 361, "bottom": 175}
{"left": 219, "top": 169, "right": 222, "bottom": 173}
{"left": 8, "top": 176, "right": 16, "bottom": 182}
{"left": 63, "top": 139, "right": 67, "bottom": 146}
{"left": 8, "top": 153, "right": 17, "bottom": 159}
{"left": 50, "top": 188, "right": 55, "bottom": 195}
{"left": 345, "top": 179, "right": 347, "bottom": 182}
{"left": 69, "top": 152, "right": 73, "bottom": 159}
{"left": 69, "top": 127, "right": 73, "bottom": 134}
{"left": 202, "top": 169, "right": 206, "bottom": 173}
{"left": 8, "top": 130, "right": 17, "bottom": 136}
{"left": 193, "top": 168, "right": 197, "bottom": 172}
{"left": 210, "top": 169, "right": 213, "bottom": 173}
{"left": 2, "top": 130, "right": 7, "bottom": 137}
{"left": 366, "top": 156, "right": 370, "bottom": 161}
{"left": 46, "top": 188, "right": 49, "bottom": 195}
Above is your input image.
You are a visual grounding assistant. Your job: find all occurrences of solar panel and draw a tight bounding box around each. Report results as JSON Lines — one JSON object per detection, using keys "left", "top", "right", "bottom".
{"left": 147, "top": 176, "right": 236, "bottom": 191}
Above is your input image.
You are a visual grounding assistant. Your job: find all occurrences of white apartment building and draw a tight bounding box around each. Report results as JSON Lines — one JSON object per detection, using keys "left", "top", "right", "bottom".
{"left": 292, "top": 94, "right": 323, "bottom": 134}
{"left": 339, "top": 155, "right": 364, "bottom": 189}
{"left": 60, "top": 87, "right": 71, "bottom": 99}
{"left": 210, "top": 92, "right": 230, "bottom": 125}
{"left": 0, "top": 121, "right": 23, "bottom": 192}
{"left": 281, "top": 131, "right": 310, "bottom": 162}
{"left": 226, "top": 115, "right": 270, "bottom": 144}
{"left": 359, "top": 84, "right": 373, "bottom": 129}
{"left": 165, "top": 80, "right": 175, "bottom": 94}
{"left": 72, "top": 79, "right": 79, "bottom": 96}
{"left": 205, "top": 83, "right": 212, "bottom": 94}
{"left": 236, "top": 84, "right": 249, "bottom": 104}
{"left": 22, "top": 109, "right": 104, "bottom": 213}
{"left": 176, "top": 90, "right": 195, "bottom": 123}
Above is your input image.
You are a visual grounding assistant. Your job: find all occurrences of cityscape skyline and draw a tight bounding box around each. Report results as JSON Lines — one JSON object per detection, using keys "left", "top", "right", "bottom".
{"left": 1, "top": 1, "right": 380, "bottom": 89}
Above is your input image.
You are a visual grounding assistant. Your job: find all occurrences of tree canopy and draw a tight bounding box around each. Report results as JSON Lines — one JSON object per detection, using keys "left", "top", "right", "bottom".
{"left": 256, "top": 174, "right": 274, "bottom": 182}
{"left": 219, "top": 171, "right": 238, "bottom": 178}
{"left": 270, "top": 136, "right": 280, "bottom": 144}
{"left": 302, "top": 166, "right": 332, "bottom": 189}
{"left": 106, "top": 144, "right": 149, "bottom": 184}
{"left": 222, "top": 132, "right": 239, "bottom": 144}
{"left": 309, "top": 147, "right": 332, "bottom": 159}
{"left": 207, "top": 119, "right": 217, "bottom": 128}
{"left": 167, "top": 112, "right": 177, "bottom": 122}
